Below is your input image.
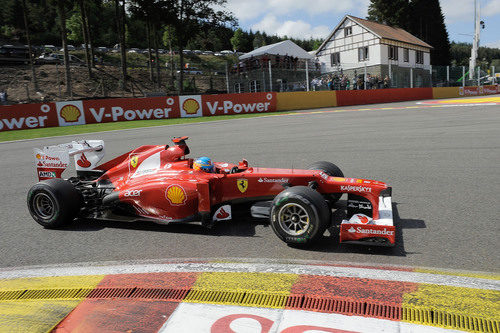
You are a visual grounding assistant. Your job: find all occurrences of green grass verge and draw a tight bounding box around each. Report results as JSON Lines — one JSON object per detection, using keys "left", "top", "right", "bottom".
{"left": 0, "top": 112, "right": 291, "bottom": 142}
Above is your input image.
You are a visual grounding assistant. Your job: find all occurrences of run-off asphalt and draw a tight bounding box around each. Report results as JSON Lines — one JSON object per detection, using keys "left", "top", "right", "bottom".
{"left": 0, "top": 100, "right": 499, "bottom": 271}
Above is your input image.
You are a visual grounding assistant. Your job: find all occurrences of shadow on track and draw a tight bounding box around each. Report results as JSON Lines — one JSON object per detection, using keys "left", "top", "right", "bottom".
{"left": 62, "top": 202, "right": 424, "bottom": 256}
{"left": 64, "top": 205, "right": 267, "bottom": 238}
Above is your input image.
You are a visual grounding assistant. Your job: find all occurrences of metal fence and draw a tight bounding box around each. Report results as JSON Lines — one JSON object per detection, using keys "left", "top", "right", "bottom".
{"left": 227, "top": 65, "right": 499, "bottom": 93}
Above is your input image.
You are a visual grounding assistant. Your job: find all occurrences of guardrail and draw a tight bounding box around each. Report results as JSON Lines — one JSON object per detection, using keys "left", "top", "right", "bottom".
{"left": 0, "top": 86, "right": 498, "bottom": 132}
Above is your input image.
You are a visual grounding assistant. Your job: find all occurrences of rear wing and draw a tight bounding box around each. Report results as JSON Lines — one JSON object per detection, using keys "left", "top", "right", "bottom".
{"left": 34, "top": 140, "right": 105, "bottom": 181}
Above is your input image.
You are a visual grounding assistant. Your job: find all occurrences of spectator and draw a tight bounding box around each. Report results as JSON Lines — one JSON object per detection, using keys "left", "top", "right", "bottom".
{"left": 357, "top": 75, "right": 363, "bottom": 90}
{"left": 384, "top": 75, "right": 391, "bottom": 88}
{"left": 370, "top": 75, "right": 377, "bottom": 89}
{"left": 0, "top": 89, "right": 7, "bottom": 105}
{"left": 365, "top": 74, "right": 371, "bottom": 89}
{"left": 377, "top": 75, "right": 383, "bottom": 89}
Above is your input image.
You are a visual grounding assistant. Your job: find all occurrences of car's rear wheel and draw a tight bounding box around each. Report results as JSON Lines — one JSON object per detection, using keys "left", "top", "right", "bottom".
{"left": 27, "top": 178, "right": 82, "bottom": 228}
{"left": 270, "top": 186, "right": 330, "bottom": 245}
{"left": 308, "top": 161, "right": 344, "bottom": 204}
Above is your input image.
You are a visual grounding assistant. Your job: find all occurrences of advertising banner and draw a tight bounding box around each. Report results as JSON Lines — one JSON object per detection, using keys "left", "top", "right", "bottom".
{"left": 0, "top": 92, "right": 277, "bottom": 132}
{"left": 82, "top": 96, "right": 180, "bottom": 124}
{"left": 0, "top": 102, "right": 58, "bottom": 131}
{"left": 201, "top": 92, "right": 276, "bottom": 116}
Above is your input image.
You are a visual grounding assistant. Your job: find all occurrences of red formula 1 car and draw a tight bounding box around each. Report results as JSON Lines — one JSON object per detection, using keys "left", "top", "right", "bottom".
{"left": 28, "top": 137, "right": 395, "bottom": 246}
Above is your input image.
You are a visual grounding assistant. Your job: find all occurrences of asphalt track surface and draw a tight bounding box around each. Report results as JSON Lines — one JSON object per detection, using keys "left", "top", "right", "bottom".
{"left": 1, "top": 97, "right": 499, "bottom": 272}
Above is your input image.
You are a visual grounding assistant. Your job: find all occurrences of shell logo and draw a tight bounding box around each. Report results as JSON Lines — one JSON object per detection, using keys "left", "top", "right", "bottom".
{"left": 60, "top": 104, "right": 82, "bottom": 122}
{"left": 182, "top": 98, "right": 200, "bottom": 115}
{"left": 165, "top": 185, "right": 187, "bottom": 205}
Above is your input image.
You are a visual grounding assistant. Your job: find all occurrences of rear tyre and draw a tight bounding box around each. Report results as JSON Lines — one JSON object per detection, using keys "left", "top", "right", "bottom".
{"left": 308, "top": 161, "right": 344, "bottom": 203}
{"left": 27, "top": 179, "right": 82, "bottom": 228}
{"left": 270, "top": 186, "right": 330, "bottom": 245}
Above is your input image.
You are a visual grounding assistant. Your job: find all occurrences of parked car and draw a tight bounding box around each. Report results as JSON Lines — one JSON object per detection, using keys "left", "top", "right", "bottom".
{"left": 60, "top": 45, "right": 75, "bottom": 51}
{"left": 0, "top": 45, "right": 30, "bottom": 64}
{"left": 36, "top": 53, "right": 85, "bottom": 66}
{"left": 177, "top": 67, "right": 203, "bottom": 74}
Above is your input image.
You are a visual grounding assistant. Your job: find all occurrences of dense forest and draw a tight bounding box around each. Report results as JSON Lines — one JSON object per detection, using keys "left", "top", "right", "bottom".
{"left": 0, "top": 0, "right": 321, "bottom": 52}
{"left": 1, "top": 0, "right": 498, "bottom": 97}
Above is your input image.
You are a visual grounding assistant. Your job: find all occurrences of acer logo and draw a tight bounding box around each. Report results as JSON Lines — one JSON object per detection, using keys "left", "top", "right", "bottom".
{"left": 124, "top": 190, "right": 142, "bottom": 197}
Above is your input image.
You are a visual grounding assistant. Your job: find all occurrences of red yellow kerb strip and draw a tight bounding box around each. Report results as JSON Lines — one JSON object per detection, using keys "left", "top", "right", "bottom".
{"left": 0, "top": 262, "right": 498, "bottom": 332}
{"left": 0, "top": 275, "right": 105, "bottom": 332}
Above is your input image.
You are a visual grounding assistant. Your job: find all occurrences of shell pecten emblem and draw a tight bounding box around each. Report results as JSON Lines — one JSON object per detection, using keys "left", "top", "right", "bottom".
{"left": 60, "top": 104, "right": 81, "bottom": 122}
{"left": 166, "top": 185, "right": 187, "bottom": 205}
{"left": 182, "top": 98, "right": 200, "bottom": 115}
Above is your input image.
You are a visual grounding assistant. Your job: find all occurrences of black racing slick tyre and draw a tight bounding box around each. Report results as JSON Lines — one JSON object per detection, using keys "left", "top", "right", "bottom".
{"left": 270, "top": 186, "right": 330, "bottom": 245}
{"left": 27, "top": 178, "right": 82, "bottom": 228}
{"left": 308, "top": 161, "right": 344, "bottom": 204}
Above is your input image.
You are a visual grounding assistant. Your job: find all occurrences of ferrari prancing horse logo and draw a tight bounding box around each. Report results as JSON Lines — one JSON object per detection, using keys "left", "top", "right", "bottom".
{"left": 130, "top": 156, "right": 139, "bottom": 168}
{"left": 237, "top": 178, "right": 248, "bottom": 193}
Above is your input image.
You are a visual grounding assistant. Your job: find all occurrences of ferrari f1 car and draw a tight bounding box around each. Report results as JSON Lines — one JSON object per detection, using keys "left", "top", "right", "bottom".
{"left": 28, "top": 137, "right": 395, "bottom": 246}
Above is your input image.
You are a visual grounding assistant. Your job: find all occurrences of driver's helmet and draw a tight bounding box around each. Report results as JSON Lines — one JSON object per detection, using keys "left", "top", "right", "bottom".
{"left": 193, "top": 156, "right": 214, "bottom": 173}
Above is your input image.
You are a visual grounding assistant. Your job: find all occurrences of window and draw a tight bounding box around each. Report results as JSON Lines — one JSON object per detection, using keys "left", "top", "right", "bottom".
{"left": 249, "top": 80, "right": 261, "bottom": 93}
{"left": 234, "top": 82, "right": 243, "bottom": 93}
{"left": 388, "top": 45, "right": 398, "bottom": 60}
{"left": 416, "top": 50, "right": 424, "bottom": 64}
{"left": 344, "top": 27, "right": 352, "bottom": 37}
{"left": 358, "top": 47, "right": 369, "bottom": 61}
{"left": 330, "top": 52, "right": 340, "bottom": 66}
{"left": 403, "top": 48, "right": 409, "bottom": 62}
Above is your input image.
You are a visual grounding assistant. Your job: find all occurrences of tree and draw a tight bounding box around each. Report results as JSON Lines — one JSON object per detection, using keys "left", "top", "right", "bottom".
{"left": 78, "top": 0, "right": 92, "bottom": 76}
{"left": 409, "top": 0, "right": 450, "bottom": 65}
{"left": 253, "top": 31, "right": 265, "bottom": 49}
{"left": 55, "top": 0, "right": 72, "bottom": 97}
{"left": 367, "top": 0, "right": 451, "bottom": 65}
{"left": 230, "top": 28, "right": 246, "bottom": 51}
{"left": 21, "top": 0, "right": 38, "bottom": 92}
{"left": 163, "top": 25, "right": 177, "bottom": 89}
{"left": 115, "top": 0, "right": 127, "bottom": 90}
{"left": 367, "top": 0, "right": 410, "bottom": 29}
{"left": 170, "top": 0, "right": 235, "bottom": 94}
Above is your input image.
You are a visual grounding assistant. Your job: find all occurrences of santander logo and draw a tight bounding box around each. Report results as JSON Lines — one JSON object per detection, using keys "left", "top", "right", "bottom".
{"left": 77, "top": 153, "right": 91, "bottom": 168}
{"left": 216, "top": 207, "right": 230, "bottom": 219}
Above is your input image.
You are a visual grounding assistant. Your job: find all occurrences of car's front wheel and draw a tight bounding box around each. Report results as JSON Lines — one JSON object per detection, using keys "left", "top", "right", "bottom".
{"left": 270, "top": 186, "right": 330, "bottom": 245}
{"left": 308, "top": 161, "right": 344, "bottom": 204}
{"left": 27, "top": 178, "right": 82, "bottom": 228}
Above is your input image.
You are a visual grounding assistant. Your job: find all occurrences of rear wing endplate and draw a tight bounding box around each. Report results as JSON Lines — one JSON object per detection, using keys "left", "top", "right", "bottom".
{"left": 34, "top": 140, "right": 105, "bottom": 181}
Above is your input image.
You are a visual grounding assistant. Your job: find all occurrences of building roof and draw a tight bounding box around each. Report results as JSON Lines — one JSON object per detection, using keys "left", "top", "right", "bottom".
{"left": 316, "top": 15, "right": 432, "bottom": 55}
{"left": 348, "top": 15, "right": 432, "bottom": 48}
{"left": 240, "top": 40, "right": 313, "bottom": 60}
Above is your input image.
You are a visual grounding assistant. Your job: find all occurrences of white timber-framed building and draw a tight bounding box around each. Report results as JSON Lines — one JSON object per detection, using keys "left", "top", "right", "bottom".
{"left": 315, "top": 15, "right": 433, "bottom": 88}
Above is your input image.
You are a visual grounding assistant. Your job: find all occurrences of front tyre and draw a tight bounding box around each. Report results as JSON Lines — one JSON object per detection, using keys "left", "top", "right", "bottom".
{"left": 270, "top": 186, "right": 330, "bottom": 245}
{"left": 308, "top": 161, "right": 344, "bottom": 204}
{"left": 27, "top": 179, "right": 82, "bottom": 228}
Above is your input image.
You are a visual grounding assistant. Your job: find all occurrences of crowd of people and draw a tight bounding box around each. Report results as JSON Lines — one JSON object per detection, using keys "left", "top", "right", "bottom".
{"left": 311, "top": 73, "right": 391, "bottom": 90}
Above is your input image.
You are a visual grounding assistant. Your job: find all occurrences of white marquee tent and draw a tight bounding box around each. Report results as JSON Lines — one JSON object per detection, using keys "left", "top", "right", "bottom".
{"left": 239, "top": 40, "right": 313, "bottom": 60}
